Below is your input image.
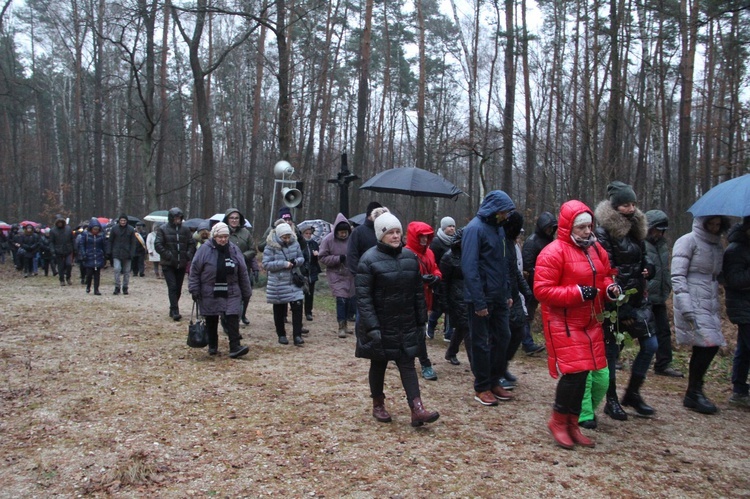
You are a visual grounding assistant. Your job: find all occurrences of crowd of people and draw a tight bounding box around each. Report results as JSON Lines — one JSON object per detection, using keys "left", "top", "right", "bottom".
{"left": 3, "top": 182, "right": 749, "bottom": 446}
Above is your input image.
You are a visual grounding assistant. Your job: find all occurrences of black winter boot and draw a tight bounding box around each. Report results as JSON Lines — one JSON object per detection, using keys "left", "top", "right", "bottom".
{"left": 621, "top": 374, "right": 655, "bottom": 416}
{"left": 603, "top": 382, "right": 628, "bottom": 421}
{"left": 113, "top": 286, "right": 120, "bottom": 295}
{"left": 684, "top": 381, "right": 718, "bottom": 414}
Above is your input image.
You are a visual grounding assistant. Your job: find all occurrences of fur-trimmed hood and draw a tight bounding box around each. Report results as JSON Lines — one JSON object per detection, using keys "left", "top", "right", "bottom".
{"left": 265, "top": 225, "right": 298, "bottom": 250}
{"left": 594, "top": 200, "right": 647, "bottom": 242}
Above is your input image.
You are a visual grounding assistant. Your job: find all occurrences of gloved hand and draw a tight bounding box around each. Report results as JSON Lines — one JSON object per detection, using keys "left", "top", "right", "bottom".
{"left": 192, "top": 293, "right": 200, "bottom": 301}
{"left": 579, "top": 285, "right": 598, "bottom": 301}
{"left": 421, "top": 274, "right": 440, "bottom": 286}
{"left": 339, "top": 255, "right": 346, "bottom": 264}
{"left": 367, "top": 329, "right": 382, "bottom": 343}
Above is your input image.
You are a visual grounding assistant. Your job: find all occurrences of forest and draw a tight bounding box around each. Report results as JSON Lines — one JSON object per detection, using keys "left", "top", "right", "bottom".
{"left": 0, "top": 0, "right": 747, "bottom": 234}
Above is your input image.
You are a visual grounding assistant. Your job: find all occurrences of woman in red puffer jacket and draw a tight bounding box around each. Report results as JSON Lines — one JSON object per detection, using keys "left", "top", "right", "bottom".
{"left": 534, "top": 200, "right": 620, "bottom": 450}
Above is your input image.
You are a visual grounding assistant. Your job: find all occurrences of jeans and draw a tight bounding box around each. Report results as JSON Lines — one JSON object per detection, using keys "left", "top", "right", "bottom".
{"left": 606, "top": 334, "right": 657, "bottom": 383}
{"left": 520, "top": 321, "right": 536, "bottom": 350}
{"left": 162, "top": 266, "right": 186, "bottom": 315}
{"left": 468, "top": 302, "right": 511, "bottom": 392}
{"left": 652, "top": 304, "right": 674, "bottom": 371}
{"left": 113, "top": 258, "right": 132, "bottom": 289}
{"left": 336, "top": 296, "right": 356, "bottom": 322}
{"left": 732, "top": 323, "right": 750, "bottom": 395}
{"left": 369, "top": 356, "right": 420, "bottom": 402}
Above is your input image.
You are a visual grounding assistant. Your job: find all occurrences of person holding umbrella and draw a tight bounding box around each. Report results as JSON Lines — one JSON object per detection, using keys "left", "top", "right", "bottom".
{"left": 671, "top": 214, "right": 730, "bottom": 414}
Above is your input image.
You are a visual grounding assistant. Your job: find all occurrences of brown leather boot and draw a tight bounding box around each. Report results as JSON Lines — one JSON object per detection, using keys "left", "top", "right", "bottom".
{"left": 410, "top": 397, "right": 439, "bottom": 427}
{"left": 547, "top": 410, "right": 574, "bottom": 449}
{"left": 372, "top": 395, "right": 392, "bottom": 423}
{"left": 567, "top": 414, "right": 595, "bottom": 448}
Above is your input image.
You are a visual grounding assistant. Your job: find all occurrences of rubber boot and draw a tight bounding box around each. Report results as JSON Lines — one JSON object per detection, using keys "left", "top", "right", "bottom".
{"left": 410, "top": 397, "right": 439, "bottom": 427}
{"left": 603, "top": 382, "right": 628, "bottom": 421}
{"left": 684, "top": 381, "right": 718, "bottom": 414}
{"left": 621, "top": 374, "right": 655, "bottom": 416}
{"left": 547, "top": 409, "right": 574, "bottom": 449}
{"left": 567, "top": 414, "right": 595, "bottom": 448}
{"left": 372, "top": 395, "right": 392, "bottom": 423}
{"left": 338, "top": 320, "right": 348, "bottom": 338}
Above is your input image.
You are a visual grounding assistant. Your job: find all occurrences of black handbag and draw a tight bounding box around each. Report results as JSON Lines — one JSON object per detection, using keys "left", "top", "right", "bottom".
{"left": 291, "top": 267, "right": 310, "bottom": 294}
{"left": 187, "top": 300, "right": 208, "bottom": 348}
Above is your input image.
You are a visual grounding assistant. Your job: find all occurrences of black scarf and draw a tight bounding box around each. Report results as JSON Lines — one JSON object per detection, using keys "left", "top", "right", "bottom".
{"left": 213, "top": 242, "right": 234, "bottom": 298}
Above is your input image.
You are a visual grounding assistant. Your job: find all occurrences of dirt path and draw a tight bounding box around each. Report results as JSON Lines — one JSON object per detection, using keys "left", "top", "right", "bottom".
{"left": 0, "top": 264, "right": 748, "bottom": 497}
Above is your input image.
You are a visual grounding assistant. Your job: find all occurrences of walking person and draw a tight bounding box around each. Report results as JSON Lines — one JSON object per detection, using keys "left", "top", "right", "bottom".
{"left": 522, "top": 211, "right": 557, "bottom": 355}
{"left": 462, "top": 190, "right": 516, "bottom": 406}
{"left": 188, "top": 222, "right": 252, "bottom": 358}
{"left": 78, "top": 218, "right": 107, "bottom": 295}
{"left": 534, "top": 200, "right": 617, "bottom": 449}
{"left": 427, "top": 216, "right": 456, "bottom": 341}
{"left": 222, "top": 208, "right": 256, "bottom": 325}
{"left": 724, "top": 216, "right": 750, "bottom": 408}
{"left": 644, "top": 210, "right": 683, "bottom": 377}
{"left": 319, "top": 214, "right": 356, "bottom": 338}
{"left": 440, "top": 228, "right": 471, "bottom": 366}
{"left": 299, "top": 224, "right": 321, "bottom": 321}
{"left": 356, "top": 211, "right": 439, "bottom": 427}
{"left": 262, "top": 221, "right": 306, "bottom": 345}
{"left": 17, "top": 224, "right": 40, "bottom": 278}
{"left": 108, "top": 214, "right": 136, "bottom": 295}
{"left": 155, "top": 207, "right": 196, "bottom": 321}
{"left": 49, "top": 215, "right": 75, "bottom": 286}
{"left": 672, "top": 215, "right": 730, "bottom": 414}
{"left": 132, "top": 222, "right": 147, "bottom": 277}
{"left": 595, "top": 181, "right": 657, "bottom": 419}
{"left": 146, "top": 224, "right": 162, "bottom": 278}
{"left": 405, "top": 220, "right": 441, "bottom": 381}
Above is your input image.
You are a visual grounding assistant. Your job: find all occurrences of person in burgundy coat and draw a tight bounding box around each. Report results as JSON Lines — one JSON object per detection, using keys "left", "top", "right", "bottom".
{"left": 534, "top": 200, "right": 620, "bottom": 450}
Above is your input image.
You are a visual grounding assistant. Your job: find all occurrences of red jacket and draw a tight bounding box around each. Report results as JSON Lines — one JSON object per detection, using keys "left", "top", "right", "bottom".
{"left": 534, "top": 200, "right": 612, "bottom": 378}
{"left": 405, "top": 221, "right": 442, "bottom": 311}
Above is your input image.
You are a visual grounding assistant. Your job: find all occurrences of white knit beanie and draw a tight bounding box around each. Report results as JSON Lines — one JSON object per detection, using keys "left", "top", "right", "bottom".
{"left": 440, "top": 216, "right": 456, "bottom": 231}
{"left": 573, "top": 212, "right": 593, "bottom": 227}
{"left": 275, "top": 223, "right": 293, "bottom": 238}
{"left": 211, "top": 222, "right": 230, "bottom": 238}
{"left": 374, "top": 213, "right": 402, "bottom": 241}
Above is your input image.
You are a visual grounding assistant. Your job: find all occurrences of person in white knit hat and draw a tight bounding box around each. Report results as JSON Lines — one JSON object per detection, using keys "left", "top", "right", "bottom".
{"left": 355, "top": 211, "right": 440, "bottom": 427}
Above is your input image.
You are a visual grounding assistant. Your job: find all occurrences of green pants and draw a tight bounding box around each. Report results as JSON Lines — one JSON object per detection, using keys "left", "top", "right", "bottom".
{"left": 579, "top": 366, "right": 610, "bottom": 422}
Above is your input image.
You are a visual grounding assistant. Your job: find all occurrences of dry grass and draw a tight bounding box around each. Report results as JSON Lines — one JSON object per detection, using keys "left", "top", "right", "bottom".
{"left": 0, "top": 264, "right": 749, "bottom": 498}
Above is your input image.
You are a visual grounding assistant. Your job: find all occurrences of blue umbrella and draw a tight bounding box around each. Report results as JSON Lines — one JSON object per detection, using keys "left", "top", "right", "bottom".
{"left": 687, "top": 174, "right": 750, "bottom": 217}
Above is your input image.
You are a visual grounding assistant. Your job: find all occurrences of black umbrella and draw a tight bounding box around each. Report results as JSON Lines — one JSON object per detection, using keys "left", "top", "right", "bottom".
{"left": 359, "top": 167, "right": 463, "bottom": 199}
{"left": 127, "top": 215, "right": 143, "bottom": 227}
{"left": 183, "top": 218, "right": 207, "bottom": 230}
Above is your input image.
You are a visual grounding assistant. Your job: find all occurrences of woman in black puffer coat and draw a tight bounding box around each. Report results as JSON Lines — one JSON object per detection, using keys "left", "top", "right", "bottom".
{"left": 356, "top": 212, "right": 439, "bottom": 428}
{"left": 594, "top": 181, "right": 658, "bottom": 420}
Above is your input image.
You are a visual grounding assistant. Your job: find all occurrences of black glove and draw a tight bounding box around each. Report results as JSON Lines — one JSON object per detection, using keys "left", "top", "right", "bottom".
{"left": 288, "top": 259, "right": 297, "bottom": 267}
{"left": 579, "top": 285, "right": 598, "bottom": 301}
{"left": 339, "top": 254, "right": 346, "bottom": 264}
{"left": 367, "top": 330, "right": 382, "bottom": 342}
{"left": 421, "top": 274, "right": 440, "bottom": 286}
{"left": 192, "top": 293, "right": 200, "bottom": 301}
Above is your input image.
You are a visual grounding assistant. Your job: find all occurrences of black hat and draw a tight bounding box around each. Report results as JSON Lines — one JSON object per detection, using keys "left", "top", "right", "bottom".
{"left": 278, "top": 206, "right": 292, "bottom": 219}
{"left": 366, "top": 201, "right": 383, "bottom": 217}
{"left": 607, "top": 181, "right": 637, "bottom": 208}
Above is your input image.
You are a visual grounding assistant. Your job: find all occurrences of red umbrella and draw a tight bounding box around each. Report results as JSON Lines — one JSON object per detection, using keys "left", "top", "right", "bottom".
{"left": 97, "top": 217, "right": 110, "bottom": 225}
{"left": 20, "top": 220, "right": 40, "bottom": 227}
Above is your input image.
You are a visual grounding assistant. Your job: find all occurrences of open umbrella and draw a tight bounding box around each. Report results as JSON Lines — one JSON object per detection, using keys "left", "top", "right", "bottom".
{"left": 359, "top": 167, "right": 463, "bottom": 199}
{"left": 688, "top": 174, "right": 750, "bottom": 217}
{"left": 348, "top": 213, "right": 366, "bottom": 227}
{"left": 183, "top": 218, "right": 207, "bottom": 230}
{"left": 20, "top": 220, "right": 41, "bottom": 228}
{"left": 298, "top": 219, "right": 332, "bottom": 244}
{"left": 127, "top": 215, "right": 143, "bottom": 226}
{"left": 209, "top": 213, "right": 252, "bottom": 229}
{"left": 144, "top": 210, "right": 169, "bottom": 223}
{"left": 96, "top": 217, "right": 110, "bottom": 226}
